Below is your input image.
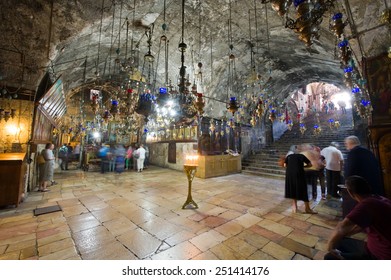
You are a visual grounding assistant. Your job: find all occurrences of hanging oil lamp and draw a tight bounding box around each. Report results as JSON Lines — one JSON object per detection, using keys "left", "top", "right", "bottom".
{"left": 313, "top": 124, "right": 322, "bottom": 136}
{"left": 194, "top": 93, "right": 205, "bottom": 116}
{"left": 269, "top": 109, "right": 276, "bottom": 122}
{"left": 299, "top": 122, "right": 306, "bottom": 135}
{"left": 227, "top": 96, "right": 239, "bottom": 115}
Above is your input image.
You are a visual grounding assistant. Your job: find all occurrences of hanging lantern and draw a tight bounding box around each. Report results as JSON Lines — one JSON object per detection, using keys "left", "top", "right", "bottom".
{"left": 255, "top": 99, "right": 264, "bottom": 117}
{"left": 269, "top": 109, "right": 276, "bottom": 122}
{"left": 250, "top": 115, "right": 257, "bottom": 127}
{"left": 110, "top": 100, "right": 119, "bottom": 116}
{"left": 357, "top": 99, "right": 372, "bottom": 118}
{"left": 194, "top": 93, "right": 205, "bottom": 116}
{"left": 287, "top": 119, "right": 293, "bottom": 130}
{"left": 209, "top": 121, "right": 216, "bottom": 133}
{"left": 313, "top": 124, "right": 322, "bottom": 136}
{"left": 334, "top": 120, "right": 340, "bottom": 129}
{"left": 330, "top": 13, "right": 347, "bottom": 38}
{"left": 102, "top": 110, "right": 111, "bottom": 123}
{"left": 227, "top": 96, "right": 239, "bottom": 115}
{"left": 328, "top": 118, "right": 335, "bottom": 129}
{"left": 299, "top": 122, "right": 306, "bottom": 135}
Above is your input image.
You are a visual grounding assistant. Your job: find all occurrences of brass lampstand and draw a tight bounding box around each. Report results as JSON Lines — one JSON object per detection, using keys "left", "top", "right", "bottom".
{"left": 182, "top": 156, "right": 199, "bottom": 209}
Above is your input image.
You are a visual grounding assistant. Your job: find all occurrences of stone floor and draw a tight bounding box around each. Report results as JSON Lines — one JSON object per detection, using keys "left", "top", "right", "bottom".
{"left": 0, "top": 166, "right": 354, "bottom": 260}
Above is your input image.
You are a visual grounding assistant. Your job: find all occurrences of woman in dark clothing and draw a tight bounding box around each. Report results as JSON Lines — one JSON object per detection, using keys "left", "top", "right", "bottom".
{"left": 284, "top": 149, "right": 317, "bottom": 214}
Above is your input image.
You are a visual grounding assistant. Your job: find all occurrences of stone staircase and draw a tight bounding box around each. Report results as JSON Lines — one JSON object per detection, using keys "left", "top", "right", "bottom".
{"left": 242, "top": 109, "right": 355, "bottom": 179}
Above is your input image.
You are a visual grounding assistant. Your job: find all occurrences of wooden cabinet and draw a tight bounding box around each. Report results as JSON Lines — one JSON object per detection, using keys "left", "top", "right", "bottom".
{"left": 196, "top": 154, "right": 242, "bottom": 179}
{"left": 0, "top": 153, "right": 27, "bottom": 207}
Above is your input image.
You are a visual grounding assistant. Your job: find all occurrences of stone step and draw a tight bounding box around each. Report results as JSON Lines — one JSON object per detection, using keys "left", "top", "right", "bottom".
{"left": 241, "top": 169, "right": 285, "bottom": 180}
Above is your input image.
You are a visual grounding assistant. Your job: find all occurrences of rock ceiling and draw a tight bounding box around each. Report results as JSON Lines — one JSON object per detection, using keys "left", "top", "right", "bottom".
{"left": 0, "top": 0, "right": 390, "bottom": 120}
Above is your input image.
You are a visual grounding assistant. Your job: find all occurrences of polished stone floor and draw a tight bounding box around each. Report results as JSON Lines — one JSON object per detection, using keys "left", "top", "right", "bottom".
{"left": 0, "top": 166, "right": 356, "bottom": 260}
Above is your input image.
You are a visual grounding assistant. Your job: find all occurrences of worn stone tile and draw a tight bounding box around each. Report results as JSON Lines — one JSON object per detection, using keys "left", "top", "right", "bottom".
{"left": 287, "top": 230, "right": 319, "bottom": 247}
{"left": 189, "top": 229, "right": 227, "bottom": 251}
{"left": 279, "top": 237, "right": 317, "bottom": 259}
{"left": 262, "top": 241, "right": 295, "bottom": 260}
{"left": 164, "top": 230, "right": 196, "bottom": 247}
{"left": 0, "top": 233, "right": 36, "bottom": 246}
{"left": 103, "top": 217, "right": 138, "bottom": 237}
{"left": 210, "top": 243, "right": 246, "bottom": 260}
{"left": 67, "top": 213, "right": 101, "bottom": 233}
{"left": 279, "top": 216, "right": 312, "bottom": 231}
{"left": 81, "top": 240, "right": 137, "bottom": 260}
{"left": 249, "top": 224, "right": 284, "bottom": 243}
{"left": 214, "top": 220, "right": 244, "bottom": 237}
{"left": 234, "top": 213, "right": 263, "bottom": 228}
{"left": 307, "top": 225, "right": 333, "bottom": 240}
{"left": 237, "top": 229, "right": 269, "bottom": 249}
{"left": 0, "top": 250, "right": 20, "bottom": 260}
{"left": 263, "top": 212, "right": 285, "bottom": 222}
{"left": 39, "top": 246, "right": 79, "bottom": 260}
{"left": 247, "top": 250, "right": 276, "bottom": 260}
{"left": 73, "top": 225, "right": 116, "bottom": 254}
{"left": 151, "top": 241, "right": 201, "bottom": 260}
{"left": 192, "top": 250, "right": 220, "bottom": 260}
{"left": 117, "top": 228, "right": 161, "bottom": 259}
{"left": 292, "top": 254, "right": 311, "bottom": 260}
{"left": 38, "top": 237, "right": 75, "bottom": 257}
{"left": 6, "top": 239, "right": 36, "bottom": 253}
{"left": 223, "top": 236, "right": 258, "bottom": 258}
{"left": 257, "top": 219, "right": 293, "bottom": 236}
{"left": 199, "top": 216, "right": 227, "bottom": 228}
{"left": 0, "top": 245, "right": 6, "bottom": 254}
{"left": 140, "top": 217, "right": 182, "bottom": 240}
{"left": 20, "top": 245, "right": 38, "bottom": 260}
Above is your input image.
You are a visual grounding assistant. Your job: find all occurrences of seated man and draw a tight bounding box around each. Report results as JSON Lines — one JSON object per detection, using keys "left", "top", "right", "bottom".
{"left": 325, "top": 176, "right": 391, "bottom": 260}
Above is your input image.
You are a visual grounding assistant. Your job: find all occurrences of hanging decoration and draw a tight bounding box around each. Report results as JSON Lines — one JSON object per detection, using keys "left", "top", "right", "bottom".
{"left": 262, "top": 0, "right": 336, "bottom": 46}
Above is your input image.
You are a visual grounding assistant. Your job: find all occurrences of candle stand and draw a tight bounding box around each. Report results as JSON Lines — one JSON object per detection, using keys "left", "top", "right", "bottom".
{"left": 182, "top": 164, "right": 198, "bottom": 209}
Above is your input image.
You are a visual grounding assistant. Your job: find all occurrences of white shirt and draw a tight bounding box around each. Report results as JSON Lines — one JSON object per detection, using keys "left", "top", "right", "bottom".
{"left": 320, "top": 146, "right": 343, "bottom": 171}
{"left": 137, "top": 147, "right": 146, "bottom": 159}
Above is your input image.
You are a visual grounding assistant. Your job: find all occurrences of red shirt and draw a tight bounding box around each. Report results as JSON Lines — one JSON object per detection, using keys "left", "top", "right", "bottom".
{"left": 347, "top": 196, "right": 391, "bottom": 259}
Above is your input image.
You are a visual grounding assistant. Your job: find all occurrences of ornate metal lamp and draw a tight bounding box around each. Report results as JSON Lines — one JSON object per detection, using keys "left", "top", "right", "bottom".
{"left": 182, "top": 154, "right": 199, "bottom": 209}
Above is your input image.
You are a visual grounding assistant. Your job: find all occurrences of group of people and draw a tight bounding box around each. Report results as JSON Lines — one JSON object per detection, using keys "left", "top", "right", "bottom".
{"left": 58, "top": 143, "right": 81, "bottom": 170}
{"left": 98, "top": 143, "right": 148, "bottom": 174}
{"left": 283, "top": 135, "right": 391, "bottom": 259}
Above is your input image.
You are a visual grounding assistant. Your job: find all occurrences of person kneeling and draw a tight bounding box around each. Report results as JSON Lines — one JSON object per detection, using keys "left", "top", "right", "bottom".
{"left": 325, "top": 175, "right": 391, "bottom": 260}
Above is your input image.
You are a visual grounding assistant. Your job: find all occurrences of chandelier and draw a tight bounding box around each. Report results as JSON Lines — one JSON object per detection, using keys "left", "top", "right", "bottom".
{"left": 263, "top": 0, "right": 336, "bottom": 46}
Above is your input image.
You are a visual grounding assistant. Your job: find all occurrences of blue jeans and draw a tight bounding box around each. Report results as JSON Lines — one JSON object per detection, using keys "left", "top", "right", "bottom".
{"left": 324, "top": 237, "right": 375, "bottom": 260}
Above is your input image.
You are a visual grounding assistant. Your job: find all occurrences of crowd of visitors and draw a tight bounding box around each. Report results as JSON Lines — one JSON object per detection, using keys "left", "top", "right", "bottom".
{"left": 282, "top": 134, "right": 389, "bottom": 259}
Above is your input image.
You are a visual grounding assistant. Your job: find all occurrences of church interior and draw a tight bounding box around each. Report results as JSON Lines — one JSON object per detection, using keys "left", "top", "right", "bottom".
{"left": 0, "top": 0, "right": 390, "bottom": 260}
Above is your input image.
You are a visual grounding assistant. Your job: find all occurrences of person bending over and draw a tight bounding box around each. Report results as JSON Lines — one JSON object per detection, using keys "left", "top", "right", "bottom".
{"left": 325, "top": 176, "right": 391, "bottom": 260}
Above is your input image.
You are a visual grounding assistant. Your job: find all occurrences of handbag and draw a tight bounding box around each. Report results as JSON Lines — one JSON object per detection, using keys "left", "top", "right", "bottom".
{"left": 37, "top": 154, "right": 45, "bottom": 164}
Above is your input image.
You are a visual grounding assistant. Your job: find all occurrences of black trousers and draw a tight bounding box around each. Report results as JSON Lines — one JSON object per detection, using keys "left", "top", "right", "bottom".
{"left": 325, "top": 169, "right": 341, "bottom": 197}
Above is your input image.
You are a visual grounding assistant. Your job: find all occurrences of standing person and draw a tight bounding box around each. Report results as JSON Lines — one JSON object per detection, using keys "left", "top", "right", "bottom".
{"left": 40, "top": 143, "right": 56, "bottom": 192}
{"left": 343, "top": 136, "right": 384, "bottom": 216}
{"left": 284, "top": 146, "right": 317, "bottom": 214}
{"left": 144, "top": 145, "right": 149, "bottom": 169}
{"left": 114, "top": 144, "right": 126, "bottom": 173}
{"left": 135, "top": 144, "right": 146, "bottom": 172}
{"left": 321, "top": 141, "right": 344, "bottom": 199}
{"left": 58, "top": 143, "right": 68, "bottom": 171}
{"left": 125, "top": 145, "right": 133, "bottom": 170}
{"left": 98, "top": 144, "right": 109, "bottom": 174}
{"left": 73, "top": 143, "right": 81, "bottom": 167}
{"left": 325, "top": 176, "right": 391, "bottom": 260}
{"left": 301, "top": 145, "right": 325, "bottom": 200}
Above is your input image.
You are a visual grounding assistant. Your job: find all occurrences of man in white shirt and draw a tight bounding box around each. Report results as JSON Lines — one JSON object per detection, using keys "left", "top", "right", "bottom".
{"left": 135, "top": 144, "right": 146, "bottom": 172}
{"left": 321, "top": 142, "right": 344, "bottom": 198}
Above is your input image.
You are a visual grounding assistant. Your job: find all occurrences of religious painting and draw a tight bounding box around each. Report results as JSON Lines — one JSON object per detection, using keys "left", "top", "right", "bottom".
{"left": 363, "top": 53, "right": 391, "bottom": 119}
